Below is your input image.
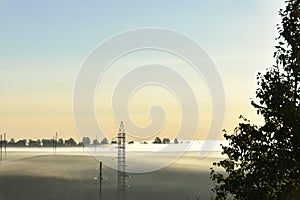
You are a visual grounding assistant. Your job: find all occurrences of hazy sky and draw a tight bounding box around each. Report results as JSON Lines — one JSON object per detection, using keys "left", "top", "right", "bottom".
{"left": 0, "top": 0, "right": 284, "bottom": 141}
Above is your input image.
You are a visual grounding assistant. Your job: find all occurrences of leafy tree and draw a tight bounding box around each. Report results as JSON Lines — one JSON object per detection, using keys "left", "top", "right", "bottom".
{"left": 82, "top": 137, "right": 91, "bottom": 147}
{"left": 7, "top": 138, "right": 16, "bottom": 147}
{"left": 64, "top": 138, "right": 77, "bottom": 147}
{"left": 9, "top": 138, "right": 15, "bottom": 143}
{"left": 93, "top": 138, "right": 99, "bottom": 146}
{"left": 162, "top": 138, "right": 170, "bottom": 144}
{"left": 210, "top": 1, "right": 300, "bottom": 199}
{"left": 173, "top": 138, "right": 179, "bottom": 144}
{"left": 57, "top": 138, "right": 64, "bottom": 147}
{"left": 100, "top": 137, "right": 109, "bottom": 145}
{"left": 15, "top": 139, "right": 27, "bottom": 147}
{"left": 28, "top": 139, "right": 41, "bottom": 147}
{"left": 42, "top": 139, "right": 54, "bottom": 147}
{"left": 153, "top": 137, "right": 162, "bottom": 144}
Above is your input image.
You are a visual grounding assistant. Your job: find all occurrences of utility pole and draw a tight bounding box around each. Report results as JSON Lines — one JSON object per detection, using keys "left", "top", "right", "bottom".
{"left": 0, "top": 134, "right": 2, "bottom": 162}
{"left": 55, "top": 132, "right": 58, "bottom": 154}
{"left": 82, "top": 137, "right": 85, "bottom": 152}
{"left": 99, "top": 161, "right": 103, "bottom": 200}
{"left": 95, "top": 136, "right": 97, "bottom": 152}
{"left": 53, "top": 136, "right": 55, "bottom": 153}
{"left": 4, "top": 133, "right": 6, "bottom": 158}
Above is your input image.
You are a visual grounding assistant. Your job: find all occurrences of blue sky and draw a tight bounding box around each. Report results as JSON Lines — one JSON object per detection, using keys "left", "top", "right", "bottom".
{"left": 0, "top": 0, "right": 284, "bottom": 140}
{"left": 0, "top": 0, "right": 282, "bottom": 61}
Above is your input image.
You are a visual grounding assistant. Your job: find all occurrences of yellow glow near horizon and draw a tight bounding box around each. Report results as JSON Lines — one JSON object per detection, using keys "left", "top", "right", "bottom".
{"left": 94, "top": 49, "right": 214, "bottom": 140}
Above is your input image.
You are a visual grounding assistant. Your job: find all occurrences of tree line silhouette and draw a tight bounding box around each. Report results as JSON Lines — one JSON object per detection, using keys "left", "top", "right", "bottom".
{"left": 1, "top": 137, "right": 79, "bottom": 147}
{"left": 0, "top": 136, "right": 178, "bottom": 147}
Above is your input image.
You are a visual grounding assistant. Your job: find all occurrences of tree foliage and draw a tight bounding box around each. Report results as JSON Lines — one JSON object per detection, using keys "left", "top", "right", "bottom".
{"left": 28, "top": 139, "right": 41, "bottom": 147}
{"left": 153, "top": 137, "right": 162, "bottom": 144}
{"left": 82, "top": 137, "right": 91, "bottom": 147}
{"left": 173, "top": 138, "right": 179, "bottom": 144}
{"left": 93, "top": 138, "right": 100, "bottom": 146}
{"left": 5, "top": 137, "right": 78, "bottom": 147}
{"left": 163, "top": 138, "right": 170, "bottom": 144}
{"left": 210, "top": 1, "right": 300, "bottom": 199}
{"left": 100, "top": 137, "right": 109, "bottom": 145}
{"left": 41, "top": 139, "right": 55, "bottom": 147}
{"left": 64, "top": 138, "right": 77, "bottom": 147}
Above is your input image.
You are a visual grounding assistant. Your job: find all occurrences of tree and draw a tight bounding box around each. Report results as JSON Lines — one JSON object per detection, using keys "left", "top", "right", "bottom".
{"left": 82, "top": 137, "right": 91, "bottom": 147}
{"left": 162, "top": 138, "right": 170, "bottom": 144}
{"left": 64, "top": 138, "right": 77, "bottom": 147}
{"left": 100, "top": 137, "right": 109, "bottom": 145}
{"left": 93, "top": 138, "right": 99, "bottom": 146}
{"left": 153, "top": 137, "right": 162, "bottom": 144}
{"left": 28, "top": 139, "right": 41, "bottom": 147}
{"left": 7, "top": 138, "right": 16, "bottom": 147}
{"left": 15, "top": 139, "right": 27, "bottom": 147}
{"left": 57, "top": 138, "right": 64, "bottom": 147}
{"left": 42, "top": 139, "right": 53, "bottom": 147}
{"left": 173, "top": 138, "right": 179, "bottom": 144}
{"left": 210, "top": 1, "right": 300, "bottom": 199}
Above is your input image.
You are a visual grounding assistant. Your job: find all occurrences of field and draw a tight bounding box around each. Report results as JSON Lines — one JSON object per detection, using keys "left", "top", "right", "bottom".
{"left": 0, "top": 149, "right": 223, "bottom": 200}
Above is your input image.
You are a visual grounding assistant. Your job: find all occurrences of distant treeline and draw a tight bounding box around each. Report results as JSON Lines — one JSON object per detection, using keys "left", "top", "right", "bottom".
{"left": 0, "top": 136, "right": 179, "bottom": 147}
{"left": 1, "top": 138, "right": 79, "bottom": 147}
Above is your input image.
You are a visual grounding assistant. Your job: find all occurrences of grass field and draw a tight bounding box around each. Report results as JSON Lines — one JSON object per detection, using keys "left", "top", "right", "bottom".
{"left": 0, "top": 150, "right": 222, "bottom": 200}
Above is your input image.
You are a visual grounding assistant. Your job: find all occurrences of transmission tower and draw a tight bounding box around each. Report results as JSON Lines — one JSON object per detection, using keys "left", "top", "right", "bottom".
{"left": 117, "top": 121, "right": 126, "bottom": 199}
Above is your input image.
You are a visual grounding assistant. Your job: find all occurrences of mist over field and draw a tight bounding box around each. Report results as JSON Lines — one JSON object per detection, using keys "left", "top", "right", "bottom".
{"left": 0, "top": 145, "right": 224, "bottom": 200}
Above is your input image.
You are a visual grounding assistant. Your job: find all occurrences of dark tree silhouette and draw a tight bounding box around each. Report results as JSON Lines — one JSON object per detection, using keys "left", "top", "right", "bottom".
{"left": 153, "top": 137, "right": 162, "bottom": 144}
{"left": 82, "top": 137, "right": 91, "bottom": 147}
{"left": 41, "top": 139, "right": 54, "bottom": 147}
{"left": 93, "top": 138, "right": 99, "bottom": 146}
{"left": 162, "top": 138, "right": 170, "bottom": 144}
{"left": 211, "top": 1, "right": 300, "bottom": 199}
{"left": 57, "top": 138, "right": 64, "bottom": 147}
{"left": 64, "top": 138, "right": 77, "bottom": 147}
{"left": 173, "top": 138, "right": 179, "bottom": 144}
{"left": 7, "top": 138, "right": 16, "bottom": 147}
{"left": 28, "top": 139, "right": 41, "bottom": 147}
{"left": 100, "top": 137, "right": 109, "bottom": 145}
{"left": 15, "top": 139, "right": 27, "bottom": 147}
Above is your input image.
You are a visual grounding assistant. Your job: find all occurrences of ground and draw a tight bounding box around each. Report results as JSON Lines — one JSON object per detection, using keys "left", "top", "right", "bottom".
{"left": 0, "top": 150, "right": 222, "bottom": 200}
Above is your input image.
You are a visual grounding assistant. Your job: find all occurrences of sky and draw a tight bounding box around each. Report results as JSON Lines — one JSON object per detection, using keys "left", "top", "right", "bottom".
{"left": 0, "top": 0, "right": 284, "bottom": 141}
